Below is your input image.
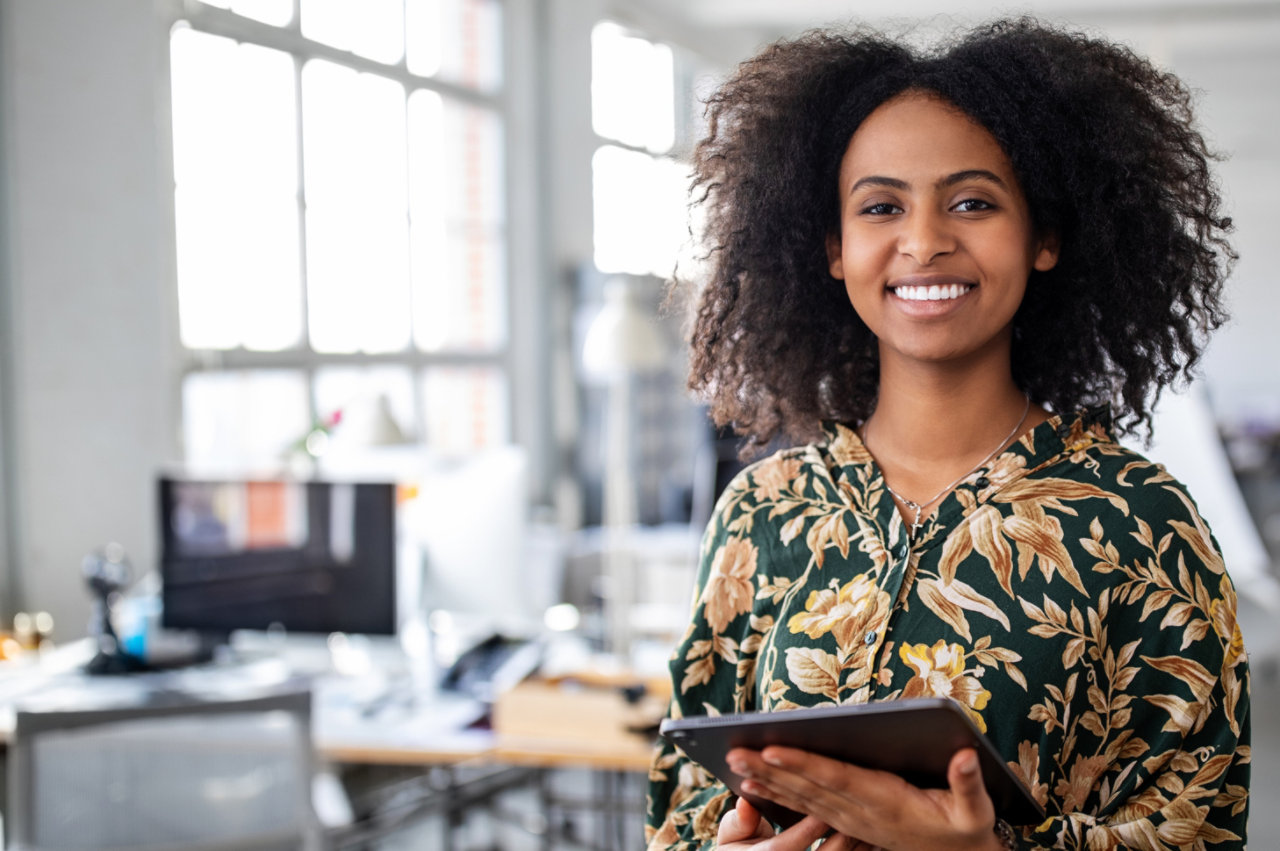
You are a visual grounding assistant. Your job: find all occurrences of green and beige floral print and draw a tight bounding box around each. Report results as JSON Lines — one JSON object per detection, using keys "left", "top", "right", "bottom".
{"left": 646, "top": 408, "right": 1250, "bottom": 851}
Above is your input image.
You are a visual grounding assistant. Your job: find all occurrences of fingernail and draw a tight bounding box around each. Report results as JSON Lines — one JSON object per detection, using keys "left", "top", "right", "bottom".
{"left": 729, "top": 760, "right": 751, "bottom": 777}
{"left": 961, "top": 753, "right": 979, "bottom": 774}
{"left": 763, "top": 752, "right": 782, "bottom": 766}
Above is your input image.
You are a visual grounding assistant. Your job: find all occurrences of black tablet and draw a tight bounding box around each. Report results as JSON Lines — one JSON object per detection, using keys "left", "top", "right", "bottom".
{"left": 659, "top": 697, "right": 1044, "bottom": 827}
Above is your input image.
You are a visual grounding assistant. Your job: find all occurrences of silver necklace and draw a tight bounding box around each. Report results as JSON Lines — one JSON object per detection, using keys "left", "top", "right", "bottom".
{"left": 866, "top": 396, "right": 1031, "bottom": 543}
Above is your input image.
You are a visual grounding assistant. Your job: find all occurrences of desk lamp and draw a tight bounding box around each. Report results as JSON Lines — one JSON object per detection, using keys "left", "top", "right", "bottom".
{"left": 581, "top": 277, "right": 667, "bottom": 660}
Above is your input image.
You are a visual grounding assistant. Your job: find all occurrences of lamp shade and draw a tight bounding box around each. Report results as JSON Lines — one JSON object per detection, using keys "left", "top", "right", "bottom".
{"left": 582, "top": 278, "right": 667, "bottom": 381}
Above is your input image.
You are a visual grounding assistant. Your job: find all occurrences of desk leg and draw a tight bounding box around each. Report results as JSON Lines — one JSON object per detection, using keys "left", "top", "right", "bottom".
{"left": 1, "top": 749, "right": 7, "bottom": 848}
{"left": 537, "top": 769, "right": 554, "bottom": 851}
{"left": 441, "top": 765, "right": 460, "bottom": 851}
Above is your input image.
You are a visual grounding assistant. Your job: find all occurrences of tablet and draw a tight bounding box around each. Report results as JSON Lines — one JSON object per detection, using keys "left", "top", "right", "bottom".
{"left": 659, "top": 697, "right": 1044, "bottom": 827}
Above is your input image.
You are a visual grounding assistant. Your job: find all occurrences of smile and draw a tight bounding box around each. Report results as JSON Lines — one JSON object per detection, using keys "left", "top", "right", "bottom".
{"left": 891, "top": 284, "right": 974, "bottom": 301}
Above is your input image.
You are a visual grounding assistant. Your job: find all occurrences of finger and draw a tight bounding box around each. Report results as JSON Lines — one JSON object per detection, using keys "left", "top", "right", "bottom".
{"left": 817, "top": 834, "right": 877, "bottom": 851}
{"left": 946, "top": 748, "right": 995, "bottom": 829}
{"left": 739, "top": 749, "right": 884, "bottom": 825}
{"left": 774, "top": 815, "right": 834, "bottom": 850}
{"left": 817, "top": 834, "right": 854, "bottom": 851}
{"left": 718, "top": 796, "right": 768, "bottom": 844}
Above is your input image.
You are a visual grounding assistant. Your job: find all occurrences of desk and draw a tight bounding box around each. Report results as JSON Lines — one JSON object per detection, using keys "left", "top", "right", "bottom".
{"left": 0, "top": 645, "right": 667, "bottom": 851}
{"left": 493, "top": 679, "right": 662, "bottom": 772}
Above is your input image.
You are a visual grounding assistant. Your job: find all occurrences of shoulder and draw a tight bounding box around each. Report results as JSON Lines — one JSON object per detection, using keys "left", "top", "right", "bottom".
{"left": 1043, "top": 440, "right": 1231, "bottom": 601}
{"left": 1038, "top": 436, "right": 1215, "bottom": 530}
{"left": 711, "top": 442, "right": 828, "bottom": 520}
{"left": 697, "top": 440, "right": 833, "bottom": 573}
{"left": 1089, "top": 442, "right": 1217, "bottom": 540}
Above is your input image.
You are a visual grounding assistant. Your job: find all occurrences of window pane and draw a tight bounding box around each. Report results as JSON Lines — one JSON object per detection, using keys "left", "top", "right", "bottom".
{"left": 314, "top": 366, "right": 417, "bottom": 446}
{"left": 408, "top": 91, "right": 506, "bottom": 352}
{"left": 183, "top": 370, "right": 310, "bottom": 471}
{"left": 302, "top": 60, "right": 411, "bottom": 353}
{"left": 592, "top": 145, "right": 688, "bottom": 277}
{"left": 406, "top": 0, "right": 502, "bottom": 92}
{"left": 300, "top": 0, "right": 404, "bottom": 64}
{"left": 422, "top": 367, "right": 509, "bottom": 453}
{"left": 231, "top": 0, "right": 293, "bottom": 26}
{"left": 591, "top": 22, "right": 674, "bottom": 153}
{"left": 171, "top": 27, "right": 302, "bottom": 350}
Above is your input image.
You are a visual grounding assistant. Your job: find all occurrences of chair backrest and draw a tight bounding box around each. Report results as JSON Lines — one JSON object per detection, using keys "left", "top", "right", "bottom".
{"left": 6, "top": 688, "right": 321, "bottom": 851}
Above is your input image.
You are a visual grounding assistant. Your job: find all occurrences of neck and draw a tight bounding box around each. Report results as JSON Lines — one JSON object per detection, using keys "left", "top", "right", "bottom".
{"left": 863, "top": 343, "right": 1046, "bottom": 506}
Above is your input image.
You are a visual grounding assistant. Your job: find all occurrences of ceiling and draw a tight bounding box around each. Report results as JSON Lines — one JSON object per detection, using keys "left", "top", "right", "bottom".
{"left": 611, "top": 0, "right": 1280, "bottom": 153}
{"left": 629, "top": 0, "right": 1280, "bottom": 33}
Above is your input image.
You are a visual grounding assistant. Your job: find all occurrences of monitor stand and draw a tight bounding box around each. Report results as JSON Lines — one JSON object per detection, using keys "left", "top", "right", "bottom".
{"left": 85, "top": 629, "right": 225, "bottom": 675}
{"left": 85, "top": 640, "right": 149, "bottom": 675}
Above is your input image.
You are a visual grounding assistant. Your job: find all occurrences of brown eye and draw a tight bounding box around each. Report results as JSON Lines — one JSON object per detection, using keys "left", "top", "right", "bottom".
{"left": 953, "top": 198, "right": 994, "bottom": 213}
{"left": 860, "top": 202, "right": 902, "bottom": 216}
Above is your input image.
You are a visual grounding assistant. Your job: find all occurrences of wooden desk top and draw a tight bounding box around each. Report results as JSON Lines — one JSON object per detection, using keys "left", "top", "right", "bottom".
{"left": 491, "top": 679, "right": 664, "bottom": 772}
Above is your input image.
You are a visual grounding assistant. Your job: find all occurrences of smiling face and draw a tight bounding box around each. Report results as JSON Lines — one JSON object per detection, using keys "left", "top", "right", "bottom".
{"left": 827, "top": 91, "right": 1058, "bottom": 371}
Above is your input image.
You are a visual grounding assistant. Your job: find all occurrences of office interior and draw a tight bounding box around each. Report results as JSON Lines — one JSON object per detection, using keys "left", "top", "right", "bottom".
{"left": 1, "top": 0, "right": 1278, "bottom": 848}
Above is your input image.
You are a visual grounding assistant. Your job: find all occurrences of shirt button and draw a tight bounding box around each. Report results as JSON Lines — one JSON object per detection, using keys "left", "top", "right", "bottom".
{"left": 975, "top": 476, "right": 990, "bottom": 489}
{"left": 896, "top": 543, "right": 908, "bottom": 559}
{"left": 864, "top": 630, "right": 878, "bottom": 646}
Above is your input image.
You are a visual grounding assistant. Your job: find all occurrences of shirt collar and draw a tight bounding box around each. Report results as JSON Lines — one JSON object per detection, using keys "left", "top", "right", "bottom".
{"left": 819, "top": 403, "right": 1119, "bottom": 517}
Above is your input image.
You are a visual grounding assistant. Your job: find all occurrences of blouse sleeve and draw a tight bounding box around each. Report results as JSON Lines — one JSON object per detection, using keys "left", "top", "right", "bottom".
{"left": 644, "top": 470, "right": 774, "bottom": 851}
{"left": 1019, "top": 484, "right": 1251, "bottom": 850}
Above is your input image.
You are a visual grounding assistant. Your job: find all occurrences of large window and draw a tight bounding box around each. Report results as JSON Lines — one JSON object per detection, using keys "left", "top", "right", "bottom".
{"left": 589, "top": 21, "right": 689, "bottom": 278}
{"left": 170, "top": 0, "right": 508, "bottom": 470}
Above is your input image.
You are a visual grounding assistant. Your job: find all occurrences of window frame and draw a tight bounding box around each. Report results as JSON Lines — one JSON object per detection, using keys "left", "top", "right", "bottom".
{"left": 165, "top": 1, "right": 541, "bottom": 472}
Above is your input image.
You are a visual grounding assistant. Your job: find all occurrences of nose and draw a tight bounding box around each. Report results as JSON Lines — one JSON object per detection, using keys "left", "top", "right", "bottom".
{"left": 897, "top": 208, "right": 956, "bottom": 264}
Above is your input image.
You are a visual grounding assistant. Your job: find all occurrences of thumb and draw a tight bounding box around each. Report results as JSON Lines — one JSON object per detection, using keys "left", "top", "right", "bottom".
{"left": 718, "top": 796, "right": 764, "bottom": 844}
{"left": 947, "top": 748, "right": 995, "bottom": 825}
{"left": 721, "top": 788, "right": 768, "bottom": 844}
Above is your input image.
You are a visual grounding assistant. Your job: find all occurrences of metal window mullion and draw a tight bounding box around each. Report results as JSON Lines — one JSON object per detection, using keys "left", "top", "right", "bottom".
{"left": 181, "top": 2, "right": 498, "bottom": 109}
{"left": 184, "top": 349, "right": 505, "bottom": 371}
{"left": 292, "top": 50, "right": 319, "bottom": 425}
{"left": 401, "top": 82, "right": 430, "bottom": 444}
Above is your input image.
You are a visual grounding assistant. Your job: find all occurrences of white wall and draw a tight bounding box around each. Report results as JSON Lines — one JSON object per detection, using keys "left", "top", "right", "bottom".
{"left": 1096, "top": 12, "right": 1280, "bottom": 426}
{"left": 0, "top": 0, "right": 179, "bottom": 638}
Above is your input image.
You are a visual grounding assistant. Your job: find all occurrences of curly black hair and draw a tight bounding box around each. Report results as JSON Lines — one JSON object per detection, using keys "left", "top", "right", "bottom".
{"left": 682, "top": 17, "right": 1234, "bottom": 456}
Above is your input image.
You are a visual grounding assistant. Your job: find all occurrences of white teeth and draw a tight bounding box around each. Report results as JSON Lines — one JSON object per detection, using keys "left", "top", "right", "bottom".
{"left": 893, "top": 284, "right": 972, "bottom": 301}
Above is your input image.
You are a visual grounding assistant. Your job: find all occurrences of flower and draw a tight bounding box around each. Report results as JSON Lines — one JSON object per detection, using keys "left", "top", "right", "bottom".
{"left": 702, "top": 536, "right": 759, "bottom": 633}
{"left": 1053, "top": 755, "right": 1108, "bottom": 814}
{"left": 752, "top": 455, "right": 803, "bottom": 502}
{"left": 899, "top": 640, "right": 992, "bottom": 731}
{"left": 787, "top": 574, "right": 888, "bottom": 655}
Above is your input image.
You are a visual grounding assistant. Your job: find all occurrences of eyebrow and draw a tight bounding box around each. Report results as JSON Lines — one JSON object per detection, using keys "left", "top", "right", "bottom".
{"left": 849, "top": 169, "right": 1009, "bottom": 195}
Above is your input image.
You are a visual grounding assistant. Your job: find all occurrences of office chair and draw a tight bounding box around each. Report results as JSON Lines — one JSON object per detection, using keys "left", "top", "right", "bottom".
{"left": 6, "top": 688, "right": 322, "bottom": 851}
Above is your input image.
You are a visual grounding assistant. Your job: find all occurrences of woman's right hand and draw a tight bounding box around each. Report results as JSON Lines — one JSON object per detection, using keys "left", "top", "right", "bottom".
{"left": 716, "top": 797, "right": 836, "bottom": 850}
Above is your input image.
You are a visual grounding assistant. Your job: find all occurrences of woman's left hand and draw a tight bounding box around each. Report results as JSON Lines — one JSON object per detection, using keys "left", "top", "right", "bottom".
{"left": 725, "top": 746, "right": 1005, "bottom": 851}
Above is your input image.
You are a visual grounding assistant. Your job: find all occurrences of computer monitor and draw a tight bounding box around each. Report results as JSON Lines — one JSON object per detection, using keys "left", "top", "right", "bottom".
{"left": 159, "top": 478, "right": 397, "bottom": 638}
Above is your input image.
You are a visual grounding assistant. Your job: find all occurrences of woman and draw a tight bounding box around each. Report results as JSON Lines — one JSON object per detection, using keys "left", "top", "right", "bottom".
{"left": 646, "top": 18, "right": 1250, "bottom": 851}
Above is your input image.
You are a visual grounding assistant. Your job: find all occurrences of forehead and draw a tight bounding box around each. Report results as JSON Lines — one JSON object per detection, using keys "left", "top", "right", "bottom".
{"left": 839, "top": 92, "right": 1018, "bottom": 187}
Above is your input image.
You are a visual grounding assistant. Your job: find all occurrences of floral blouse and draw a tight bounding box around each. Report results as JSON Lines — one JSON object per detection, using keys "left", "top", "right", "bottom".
{"left": 645, "top": 408, "right": 1250, "bottom": 850}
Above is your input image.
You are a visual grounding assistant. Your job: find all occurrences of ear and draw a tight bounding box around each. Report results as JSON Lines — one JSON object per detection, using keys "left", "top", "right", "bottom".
{"left": 1033, "top": 231, "right": 1060, "bottom": 272}
{"left": 826, "top": 231, "right": 845, "bottom": 280}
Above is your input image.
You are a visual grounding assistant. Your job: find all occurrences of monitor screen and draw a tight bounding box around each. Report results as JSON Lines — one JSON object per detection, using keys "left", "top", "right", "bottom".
{"left": 159, "top": 478, "right": 397, "bottom": 636}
